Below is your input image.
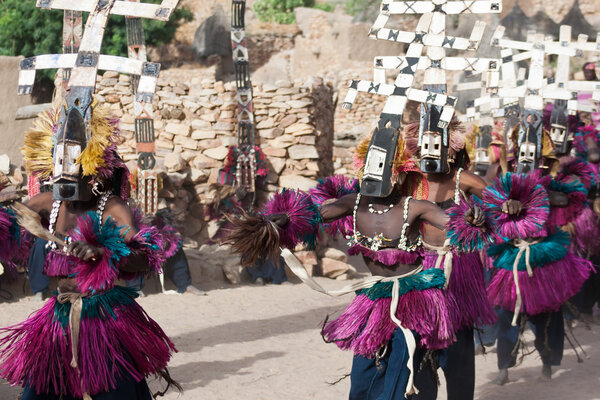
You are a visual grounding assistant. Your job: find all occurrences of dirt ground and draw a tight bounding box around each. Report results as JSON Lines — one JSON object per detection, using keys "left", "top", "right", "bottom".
{"left": 0, "top": 277, "right": 598, "bottom": 400}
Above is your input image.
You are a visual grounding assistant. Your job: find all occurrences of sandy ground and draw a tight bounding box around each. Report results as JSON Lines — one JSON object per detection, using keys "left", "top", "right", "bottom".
{"left": 0, "top": 278, "right": 599, "bottom": 400}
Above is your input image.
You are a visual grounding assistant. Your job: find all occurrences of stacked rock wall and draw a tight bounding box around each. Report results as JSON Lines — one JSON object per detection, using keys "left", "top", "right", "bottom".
{"left": 93, "top": 69, "right": 334, "bottom": 242}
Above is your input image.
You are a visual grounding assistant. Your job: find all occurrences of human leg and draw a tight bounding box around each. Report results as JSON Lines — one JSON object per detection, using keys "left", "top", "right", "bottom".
{"left": 164, "top": 248, "right": 192, "bottom": 293}
{"left": 349, "top": 329, "right": 423, "bottom": 400}
{"left": 494, "top": 307, "right": 519, "bottom": 384}
{"left": 27, "top": 238, "right": 50, "bottom": 295}
{"left": 21, "top": 376, "right": 152, "bottom": 400}
{"left": 529, "top": 310, "right": 564, "bottom": 369}
{"left": 440, "top": 328, "right": 475, "bottom": 400}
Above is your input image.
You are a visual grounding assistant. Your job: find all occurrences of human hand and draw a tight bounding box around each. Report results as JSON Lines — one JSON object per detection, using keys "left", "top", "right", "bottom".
{"left": 465, "top": 205, "right": 485, "bottom": 226}
{"left": 67, "top": 241, "right": 103, "bottom": 262}
{"left": 502, "top": 199, "right": 523, "bottom": 215}
{"left": 267, "top": 213, "right": 289, "bottom": 228}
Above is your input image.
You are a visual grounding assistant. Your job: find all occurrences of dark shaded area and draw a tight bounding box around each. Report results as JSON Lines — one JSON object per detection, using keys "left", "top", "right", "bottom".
{"left": 159, "top": 351, "right": 285, "bottom": 390}
{"left": 171, "top": 304, "right": 346, "bottom": 352}
{"left": 500, "top": 0, "right": 597, "bottom": 41}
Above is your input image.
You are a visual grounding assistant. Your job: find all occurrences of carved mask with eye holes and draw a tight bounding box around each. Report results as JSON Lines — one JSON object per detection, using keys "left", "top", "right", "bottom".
{"left": 517, "top": 141, "right": 536, "bottom": 172}
{"left": 52, "top": 106, "right": 91, "bottom": 202}
{"left": 474, "top": 125, "right": 493, "bottom": 166}
{"left": 421, "top": 131, "right": 442, "bottom": 159}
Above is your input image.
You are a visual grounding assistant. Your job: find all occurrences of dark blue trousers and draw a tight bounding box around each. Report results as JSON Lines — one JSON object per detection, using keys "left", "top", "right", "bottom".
{"left": 28, "top": 238, "right": 50, "bottom": 294}
{"left": 349, "top": 329, "right": 437, "bottom": 400}
{"left": 247, "top": 256, "right": 287, "bottom": 284}
{"left": 496, "top": 307, "right": 564, "bottom": 369}
{"left": 437, "top": 328, "right": 475, "bottom": 400}
{"left": 21, "top": 378, "right": 152, "bottom": 400}
{"left": 126, "top": 248, "right": 192, "bottom": 293}
{"left": 163, "top": 248, "right": 192, "bottom": 293}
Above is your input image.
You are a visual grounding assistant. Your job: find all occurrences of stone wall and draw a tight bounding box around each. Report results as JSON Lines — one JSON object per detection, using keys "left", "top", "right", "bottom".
{"left": 0, "top": 56, "right": 36, "bottom": 165}
{"left": 93, "top": 68, "right": 334, "bottom": 243}
{"left": 332, "top": 69, "right": 422, "bottom": 176}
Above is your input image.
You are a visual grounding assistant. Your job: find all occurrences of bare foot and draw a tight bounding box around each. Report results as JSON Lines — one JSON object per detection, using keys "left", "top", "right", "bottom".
{"left": 183, "top": 285, "right": 207, "bottom": 296}
{"left": 492, "top": 368, "right": 509, "bottom": 385}
{"left": 538, "top": 365, "right": 552, "bottom": 381}
{"left": 475, "top": 344, "right": 485, "bottom": 356}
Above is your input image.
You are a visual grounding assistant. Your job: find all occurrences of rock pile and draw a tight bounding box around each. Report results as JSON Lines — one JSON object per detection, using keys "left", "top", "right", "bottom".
{"left": 92, "top": 69, "right": 350, "bottom": 281}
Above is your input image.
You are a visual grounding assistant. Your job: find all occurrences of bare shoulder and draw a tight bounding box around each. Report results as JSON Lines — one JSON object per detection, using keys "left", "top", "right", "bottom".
{"left": 25, "top": 191, "right": 54, "bottom": 214}
{"left": 104, "top": 196, "right": 134, "bottom": 225}
{"left": 461, "top": 170, "right": 487, "bottom": 189}
{"left": 409, "top": 198, "right": 439, "bottom": 212}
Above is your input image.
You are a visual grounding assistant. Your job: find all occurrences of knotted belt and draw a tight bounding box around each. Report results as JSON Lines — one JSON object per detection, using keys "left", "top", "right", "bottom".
{"left": 281, "top": 248, "right": 423, "bottom": 396}
{"left": 510, "top": 239, "right": 540, "bottom": 326}
{"left": 422, "top": 239, "right": 453, "bottom": 289}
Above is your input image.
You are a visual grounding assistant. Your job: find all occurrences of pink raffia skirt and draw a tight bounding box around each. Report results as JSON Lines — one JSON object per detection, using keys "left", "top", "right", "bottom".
{"left": 321, "top": 268, "right": 458, "bottom": 357}
{"left": 487, "top": 250, "right": 593, "bottom": 316}
{"left": 423, "top": 250, "right": 497, "bottom": 329}
{"left": 0, "top": 286, "right": 176, "bottom": 397}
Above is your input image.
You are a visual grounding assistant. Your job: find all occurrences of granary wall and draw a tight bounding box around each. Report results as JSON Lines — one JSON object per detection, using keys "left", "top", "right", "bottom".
{"left": 93, "top": 69, "right": 334, "bottom": 243}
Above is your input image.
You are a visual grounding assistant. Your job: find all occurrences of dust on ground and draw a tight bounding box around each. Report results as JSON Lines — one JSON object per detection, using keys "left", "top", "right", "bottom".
{"left": 0, "top": 278, "right": 598, "bottom": 400}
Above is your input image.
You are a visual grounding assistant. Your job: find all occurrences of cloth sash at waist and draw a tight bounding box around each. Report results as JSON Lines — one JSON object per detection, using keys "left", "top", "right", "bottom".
{"left": 56, "top": 280, "right": 129, "bottom": 400}
{"left": 282, "top": 248, "right": 435, "bottom": 397}
{"left": 422, "top": 239, "right": 453, "bottom": 289}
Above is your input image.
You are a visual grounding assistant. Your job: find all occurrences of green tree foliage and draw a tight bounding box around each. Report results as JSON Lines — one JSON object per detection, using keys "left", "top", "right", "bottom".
{"left": 0, "top": 0, "right": 193, "bottom": 73}
{"left": 345, "top": 0, "right": 381, "bottom": 22}
{"left": 253, "top": 0, "right": 316, "bottom": 24}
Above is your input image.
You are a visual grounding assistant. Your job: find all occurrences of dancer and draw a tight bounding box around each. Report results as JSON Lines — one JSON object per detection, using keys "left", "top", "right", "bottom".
{"left": 0, "top": 103, "right": 178, "bottom": 399}
{"left": 405, "top": 120, "right": 501, "bottom": 400}
{"left": 566, "top": 126, "right": 600, "bottom": 323}
{"left": 225, "top": 132, "right": 492, "bottom": 399}
{"left": 483, "top": 127, "right": 593, "bottom": 384}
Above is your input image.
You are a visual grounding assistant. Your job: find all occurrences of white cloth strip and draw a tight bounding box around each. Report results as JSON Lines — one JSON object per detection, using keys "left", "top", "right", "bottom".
{"left": 38, "top": 0, "right": 180, "bottom": 21}
{"left": 281, "top": 247, "right": 424, "bottom": 397}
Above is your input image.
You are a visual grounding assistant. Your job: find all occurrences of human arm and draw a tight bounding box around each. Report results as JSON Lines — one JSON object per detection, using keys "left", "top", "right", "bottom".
{"left": 268, "top": 193, "right": 354, "bottom": 226}
{"left": 68, "top": 196, "right": 167, "bottom": 291}
{"left": 462, "top": 170, "right": 522, "bottom": 215}
{"left": 414, "top": 199, "right": 449, "bottom": 231}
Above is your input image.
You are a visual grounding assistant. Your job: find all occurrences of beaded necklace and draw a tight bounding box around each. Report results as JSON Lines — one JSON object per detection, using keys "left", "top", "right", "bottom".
{"left": 454, "top": 168, "right": 463, "bottom": 205}
{"left": 349, "top": 193, "right": 422, "bottom": 252}
{"left": 46, "top": 191, "right": 112, "bottom": 252}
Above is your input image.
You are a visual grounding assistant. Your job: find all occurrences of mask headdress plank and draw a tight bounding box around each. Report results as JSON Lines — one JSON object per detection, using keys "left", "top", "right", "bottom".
{"left": 453, "top": 50, "right": 527, "bottom": 173}
{"left": 217, "top": 0, "right": 266, "bottom": 207}
{"left": 490, "top": 29, "right": 549, "bottom": 172}
{"left": 542, "top": 26, "right": 600, "bottom": 155}
{"left": 18, "top": 0, "right": 180, "bottom": 201}
{"left": 369, "top": 1, "right": 501, "bottom": 174}
{"left": 62, "top": 9, "right": 83, "bottom": 88}
{"left": 342, "top": 0, "right": 501, "bottom": 196}
{"left": 125, "top": 0, "right": 159, "bottom": 215}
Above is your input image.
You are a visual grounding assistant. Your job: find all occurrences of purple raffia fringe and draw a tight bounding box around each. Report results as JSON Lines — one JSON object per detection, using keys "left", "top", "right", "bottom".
{"left": 322, "top": 288, "right": 458, "bottom": 356}
{"left": 482, "top": 173, "right": 549, "bottom": 239}
{"left": 68, "top": 212, "right": 166, "bottom": 292}
{"left": 573, "top": 125, "right": 600, "bottom": 159}
{"left": 559, "top": 158, "right": 595, "bottom": 191}
{"left": 261, "top": 189, "right": 320, "bottom": 249}
{"left": 44, "top": 251, "right": 76, "bottom": 277}
{"left": 0, "top": 290, "right": 176, "bottom": 397}
{"left": 487, "top": 251, "right": 592, "bottom": 315}
{"left": 347, "top": 243, "right": 421, "bottom": 266}
{"left": 0, "top": 208, "right": 29, "bottom": 268}
{"left": 69, "top": 214, "right": 125, "bottom": 292}
{"left": 568, "top": 207, "right": 600, "bottom": 256}
{"left": 446, "top": 198, "right": 496, "bottom": 252}
{"left": 423, "top": 251, "right": 497, "bottom": 329}
{"left": 126, "top": 225, "right": 167, "bottom": 276}
{"left": 539, "top": 174, "right": 588, "bottom": 228}
{"left": 159, "top": 223, "right": 183, "bottom": 259}
{"left": 309, "top": 175, "right": 359, "bottom": 237}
